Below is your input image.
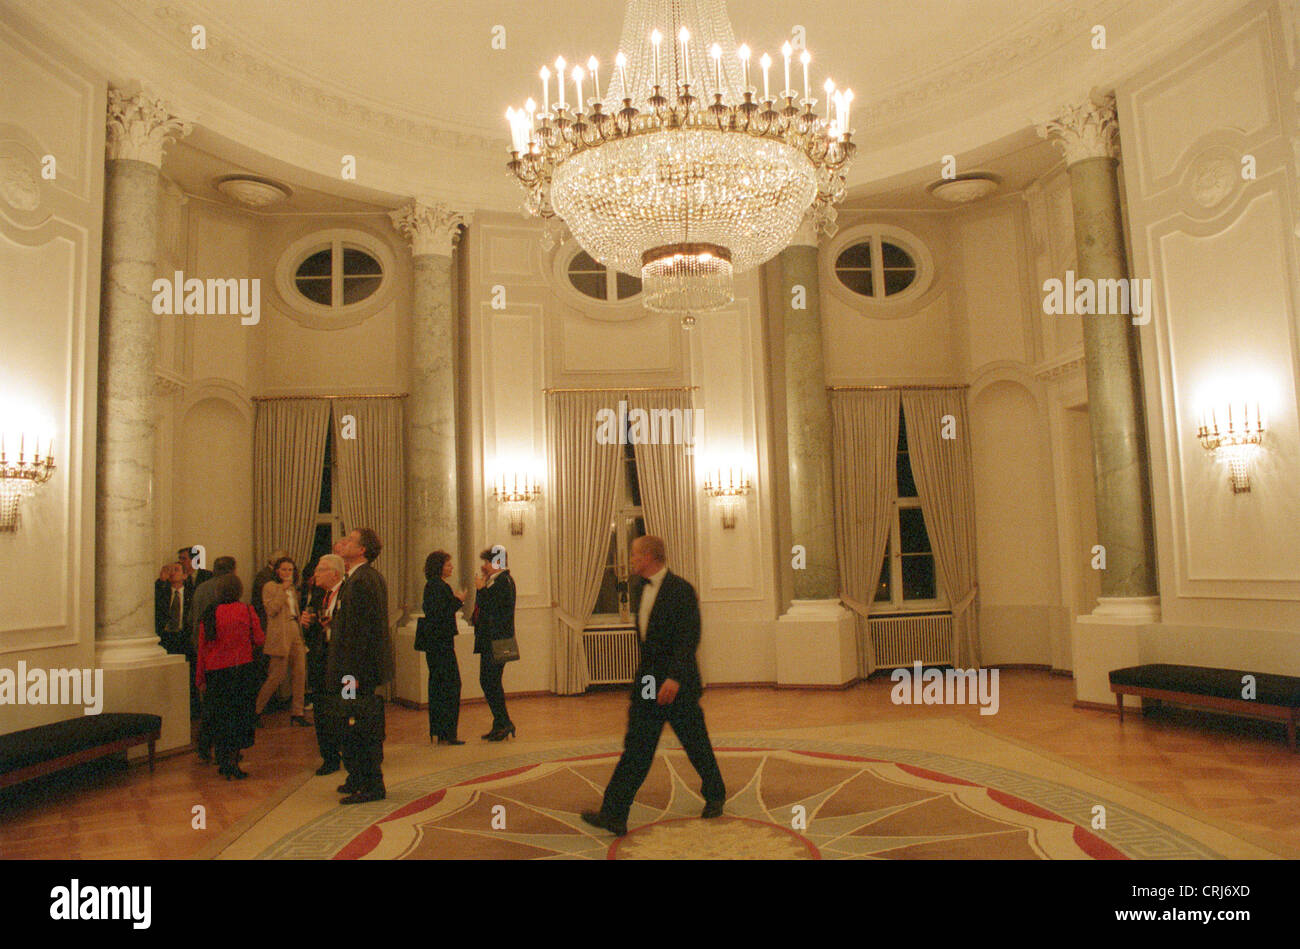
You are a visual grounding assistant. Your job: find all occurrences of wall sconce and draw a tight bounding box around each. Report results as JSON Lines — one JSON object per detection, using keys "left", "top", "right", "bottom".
{"left": 492, "top": 472, "right": 541, "bottom": 535}
{"left": 0, "top": 432, "right": 56, "bottom": 531}
{"left": 702, "top": 467, "right": 751, "bottom": 529}
{"left": 1197, "top": 403, "right": 1264, "bottom": 493}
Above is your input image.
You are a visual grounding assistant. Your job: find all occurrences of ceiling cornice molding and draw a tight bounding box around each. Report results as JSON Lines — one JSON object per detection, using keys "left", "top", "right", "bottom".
{"left": 137, "top": 1, "right": 505, "bottom": 155}
{"left": 9, "top": 0, "right": 1255, "bottom": 210}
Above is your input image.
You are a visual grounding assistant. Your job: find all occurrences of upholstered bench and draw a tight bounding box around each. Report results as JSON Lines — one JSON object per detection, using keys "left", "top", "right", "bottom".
{"left": 1109, "top": 664, "right": 1300, "bottom": 750}
{"left": 0, "top": 713, "right": 162, "bottom": 789}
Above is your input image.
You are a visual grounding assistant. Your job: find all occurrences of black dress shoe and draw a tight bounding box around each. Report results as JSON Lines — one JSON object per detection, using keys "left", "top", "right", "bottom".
{"left": 701, "top": 800, "right": 725, "bottom": 819}
{"left": 580, "top": 810, "right": 628, "bottom": 837}
{"left": 291, "top": 716, "right": 311, "bottom": 727}
{"left": 340, "top": 788, "right": 386, "bottom": 805}
{"left": 437, "top": 737, "right": 466, "bottom": 745}
{"left": 337, "top": 783, "right": 359, "bottom": 794}
{"left": 315, "top": 763, "right": 340, "bottom": 776}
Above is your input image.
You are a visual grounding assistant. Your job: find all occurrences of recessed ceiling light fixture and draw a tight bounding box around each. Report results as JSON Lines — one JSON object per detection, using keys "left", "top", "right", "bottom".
{"left": 214, "top": 174, "right": 292, "bottom": 208}
{"left": 926, "top": 172, "right": 1000, "bottom": 204}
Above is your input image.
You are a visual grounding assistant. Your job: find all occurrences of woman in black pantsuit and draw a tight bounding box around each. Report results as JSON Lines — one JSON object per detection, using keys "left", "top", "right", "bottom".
{"left": 414, "top": 550, "right": 466, "bottom": 745}
{"left": 473, "top": 546, "right": 517, "bottom": 741}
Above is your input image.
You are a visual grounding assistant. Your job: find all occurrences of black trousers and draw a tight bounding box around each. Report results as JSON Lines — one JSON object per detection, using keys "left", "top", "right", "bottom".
{"left": 601, "top": 691, "right": 725, "bottom": 823}
{"left": 479, "top": 657, "right": 511, "bottom": 729}
{"left": 425, "top": 649, "right": 462, "bottom": 739}
{"left": 341, "top": 692, "right": 385, "bottom": 793}
{"left": 315, "top": 696, "right": 341, "bottom": 768}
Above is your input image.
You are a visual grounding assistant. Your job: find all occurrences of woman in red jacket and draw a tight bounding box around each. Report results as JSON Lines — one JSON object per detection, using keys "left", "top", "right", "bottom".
{"left": 197, "top": 575, "right": 265, "bottom": 780}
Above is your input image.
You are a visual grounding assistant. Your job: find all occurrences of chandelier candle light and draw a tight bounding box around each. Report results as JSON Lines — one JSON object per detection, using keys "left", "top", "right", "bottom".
{"left": 493, "top": 472, "right": 542, "bottom": 535}
{"left": 703, "top": 466, "right": 751, "bottom": 529}
{"left": 0, "top": 432, "right": 56, "bottom": 531}
{"left": 505, "top": 0, "right": 856, "bottom": 316}
{"left": 1197, "top": 403, "right": 1265, "bottom": 493}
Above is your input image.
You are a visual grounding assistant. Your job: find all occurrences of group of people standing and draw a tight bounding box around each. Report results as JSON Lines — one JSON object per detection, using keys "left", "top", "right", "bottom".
{"left": 158, "top": 530, "right": 724, "bottom": 837}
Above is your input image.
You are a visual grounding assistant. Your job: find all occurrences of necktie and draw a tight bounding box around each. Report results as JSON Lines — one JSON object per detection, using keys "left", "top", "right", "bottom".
{"left": 168, "top": 590, "right": 181, "bottom": 632}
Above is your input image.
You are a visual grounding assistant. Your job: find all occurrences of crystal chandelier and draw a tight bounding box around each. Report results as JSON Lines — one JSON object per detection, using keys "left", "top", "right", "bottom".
{"left": 505, "top": 0, "right": 856, "bottom": 314}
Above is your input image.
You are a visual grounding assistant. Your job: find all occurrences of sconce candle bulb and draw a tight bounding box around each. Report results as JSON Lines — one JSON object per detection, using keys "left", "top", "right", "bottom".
{"left": 1197, "top": 401, "right": 1264, "bottom": 493}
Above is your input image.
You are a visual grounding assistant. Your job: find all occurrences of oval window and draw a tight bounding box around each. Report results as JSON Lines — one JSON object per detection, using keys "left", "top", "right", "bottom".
{"left": 293, "top": 242, "right": 384, "bottom": 308}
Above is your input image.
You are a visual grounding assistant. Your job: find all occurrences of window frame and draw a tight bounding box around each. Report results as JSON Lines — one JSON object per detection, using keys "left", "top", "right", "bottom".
{"left": 549, "top": 239, "right": 646, "bottom": 318}
{"left": 274, "top": 227, "right": 397, "bottom": 329}
{"left": 873, "top": 409, "right": 948, "bottom": 614}
{"left": 822, "top": 223, "right": 935, "bottom": 315}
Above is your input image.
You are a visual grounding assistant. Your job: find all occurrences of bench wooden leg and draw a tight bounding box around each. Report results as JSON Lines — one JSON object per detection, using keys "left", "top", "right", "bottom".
{"left": 1116, "top": 692, "right": 1124, "bottom": 723}
{"left": 148, "top": 740, "right": 156, "bottom": 773}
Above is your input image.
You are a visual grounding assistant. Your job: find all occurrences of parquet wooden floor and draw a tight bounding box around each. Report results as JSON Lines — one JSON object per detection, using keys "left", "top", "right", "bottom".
{"left": 1, "top": 670, "right": 1297, "bottom": 858}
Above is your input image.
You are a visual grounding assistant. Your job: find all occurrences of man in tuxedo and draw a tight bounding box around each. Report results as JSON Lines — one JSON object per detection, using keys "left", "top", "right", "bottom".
{"left": 309, "top": 554, "right": 346, "bottom": 773}
{"left": 326, "top": 530, "right": 392, "bottom": 804}
{"left": 582, "top": 535, "right": 725, "bottom": 836}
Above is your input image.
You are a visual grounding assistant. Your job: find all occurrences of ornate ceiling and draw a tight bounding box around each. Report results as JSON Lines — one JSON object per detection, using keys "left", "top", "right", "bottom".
{"left": 6, "top": 0, "right": 1246, "bottom": 210}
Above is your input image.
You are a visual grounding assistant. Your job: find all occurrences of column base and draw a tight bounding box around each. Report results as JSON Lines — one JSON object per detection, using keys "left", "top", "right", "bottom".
{"left": 1072, "top": 596, "right": 1160, "bottom": 706}
{"left": 93, "top": 644, "right": 190, "bottom": 754}
{"left": 393, "top": 614, "right": 477, "bottom": 705}
{"left": 775, "top": 599, "right": 858, "bottom": 688}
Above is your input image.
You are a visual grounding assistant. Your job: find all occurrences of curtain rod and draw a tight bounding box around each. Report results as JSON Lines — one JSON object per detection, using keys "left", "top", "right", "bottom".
{"left": 542, "top": 386, "right": 699, "bottom": 393}
{"left": 250, "top": 393, "right": 409, "bottom": 402}
{"left": 828, "top": 384, "right": 969, "bottom": 391}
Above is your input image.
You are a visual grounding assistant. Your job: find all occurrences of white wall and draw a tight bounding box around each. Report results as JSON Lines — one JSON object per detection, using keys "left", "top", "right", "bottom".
{"left": 0, "top": 19, "right": 103, "bottom": 731}
{"left": 1118, "top": 0, "right": 1300, "bottom": 672}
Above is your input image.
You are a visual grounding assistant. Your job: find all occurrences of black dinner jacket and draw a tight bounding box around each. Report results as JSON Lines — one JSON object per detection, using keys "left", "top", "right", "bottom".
{"left": 154, "top": 581, "right": 194, "bottom": 646}
{"left": 415, "top": 578, "right": 462, "bottom": 652}
{"left": 472, "top": 570, "right": 516, "bottom": 655}
{"left": 630, "top": 570, "right": 704, "bottom": 699}
{"left": 326, "top": 561, "right": 392, "bottom": 694}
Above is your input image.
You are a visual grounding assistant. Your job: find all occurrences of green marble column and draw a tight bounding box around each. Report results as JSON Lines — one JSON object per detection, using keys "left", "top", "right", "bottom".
{"left": 390, "top": 201, "right": 470, "bottom": 611}
{"left": 778, "top": 221, "right": 838, "bottom": 599}
{"left": 97, "top": 90, "right": 190, "bottom": 660}
{"left": 1042, "top": 94, "right": 1158, "bottom": 599}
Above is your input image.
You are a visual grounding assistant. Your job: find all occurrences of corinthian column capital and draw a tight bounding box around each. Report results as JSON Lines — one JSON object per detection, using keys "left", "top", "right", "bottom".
{"left": 106, "top": 89, "right": 193, "bottom": 166}
{"left": 1038, "top": 90, "right": 1119, "bottom": 165}
{"left": 390, "top": 200, "right": 473, "bottom": 257}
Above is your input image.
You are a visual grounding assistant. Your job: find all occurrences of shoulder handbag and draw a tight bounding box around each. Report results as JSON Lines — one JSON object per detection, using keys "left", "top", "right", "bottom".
{"left": 490, "top": 635, "right": 520, "bottom": 665}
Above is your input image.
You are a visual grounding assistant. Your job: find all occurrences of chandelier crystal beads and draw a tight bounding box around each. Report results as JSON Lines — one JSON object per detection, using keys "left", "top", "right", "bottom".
{"left": 505, "top": 0, "right": 856, "bottom": 314}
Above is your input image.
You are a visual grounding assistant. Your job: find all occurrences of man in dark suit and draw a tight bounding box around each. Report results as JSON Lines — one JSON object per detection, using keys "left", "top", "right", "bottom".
{"left": 326, "top": 529, "right": 392, "bottom": 804}
{"left": 154, "top": 561, "right": 192, "bottom": 655}
{"left": 309, "top": 554, "right": 346, "bottom": 772}
{"left": 582, "top": 535, "right": 725, "bottom": 836}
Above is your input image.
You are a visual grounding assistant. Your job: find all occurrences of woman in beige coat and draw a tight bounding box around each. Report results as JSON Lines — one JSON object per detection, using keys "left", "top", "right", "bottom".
{"left": 255, "top": 556, "right": 310, "bottom": 726}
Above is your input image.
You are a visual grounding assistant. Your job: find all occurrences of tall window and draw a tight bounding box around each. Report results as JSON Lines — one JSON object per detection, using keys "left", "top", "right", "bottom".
{"left": 874, "top": 407, "right": 945, "bottom": 611}
{"left": 306, "top": 424, "right": 345, "bottom": 569}
{"left": 589, "top": 436, "right": 646, "bottom": 626}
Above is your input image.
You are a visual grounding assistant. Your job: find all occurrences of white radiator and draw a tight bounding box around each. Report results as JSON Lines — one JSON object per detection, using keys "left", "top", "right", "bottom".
{"left": 583, "top": 628, "right": 640, "bottom": 685}
{"left": 864, "top": 613, "right": 954, "bottom": 674}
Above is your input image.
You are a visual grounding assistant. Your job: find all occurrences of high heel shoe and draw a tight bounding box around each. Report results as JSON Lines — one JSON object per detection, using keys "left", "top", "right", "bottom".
{"left": 484, "top": 725, "right": 516, "bottom": 742}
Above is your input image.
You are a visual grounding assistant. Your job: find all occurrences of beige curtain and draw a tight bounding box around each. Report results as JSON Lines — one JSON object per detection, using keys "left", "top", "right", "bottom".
{"left": 253, "top": 399, "right": 331, "bottom": 573}
{"left": 630, "top": 389, "right": 699, "bottom": 585}
{"left": 831, "top": 390, "right": 900, "bottom": 675}
{"left": 332, "top": 399, "right": 406, "bottom": 622}
{"left": 547, "top": 391, "right": 623, "bottom": 694}
{"left": 901, "top": 389, "right": 981, "bottom": 668}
